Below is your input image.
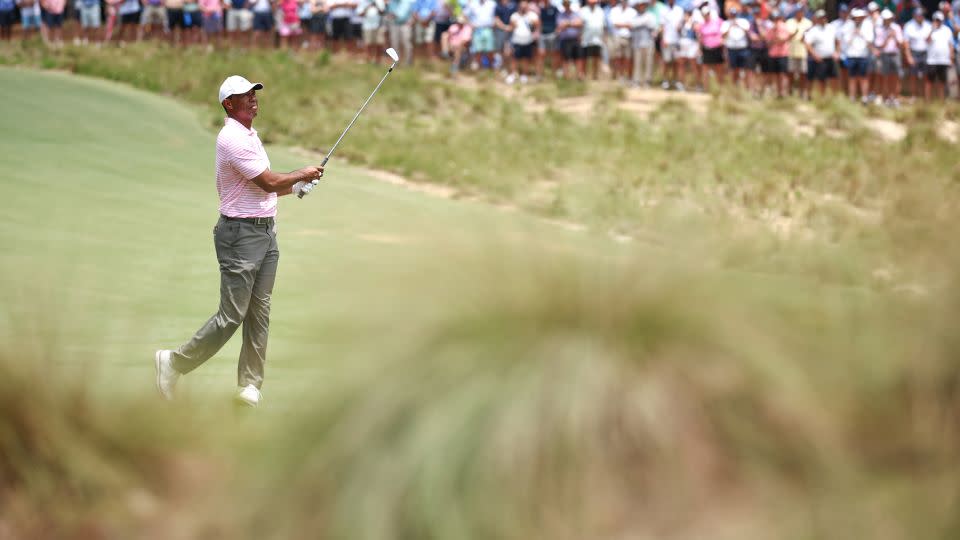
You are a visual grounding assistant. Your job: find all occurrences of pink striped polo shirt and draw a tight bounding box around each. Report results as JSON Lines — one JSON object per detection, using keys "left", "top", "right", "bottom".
{"left": 216, "top": 117, "right": 275, "bottom": 218}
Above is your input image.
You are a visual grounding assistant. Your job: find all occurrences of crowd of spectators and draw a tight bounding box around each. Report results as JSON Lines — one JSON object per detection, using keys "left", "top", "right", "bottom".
{"left": 2, "top": 0, "right": 959, "bottom": 103}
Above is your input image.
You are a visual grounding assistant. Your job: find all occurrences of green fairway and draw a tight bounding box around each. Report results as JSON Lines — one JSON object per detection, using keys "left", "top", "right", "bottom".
{"left": 0, "top": 67, "right": 610, "bottom": 403}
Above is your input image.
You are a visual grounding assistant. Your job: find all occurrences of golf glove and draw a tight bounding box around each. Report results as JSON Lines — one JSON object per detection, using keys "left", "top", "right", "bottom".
{"left": 293, "top": 179, "right": 320, "bottom": 198}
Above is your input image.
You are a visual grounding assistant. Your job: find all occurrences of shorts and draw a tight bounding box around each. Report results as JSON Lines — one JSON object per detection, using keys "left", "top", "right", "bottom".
{"left": 252, "top": 10, "right": 272, "bottom": 31}
{"left": 20, "top": 12, "right": 41, "bottom": 29}
{"left": 701, "top": 45, "right": 723, "bottom": 65}
{"left": 661, "top": 41, "right": 679, "bottom": 62}
{"left": 167, "top": 8, "right": 185, "bottom": 29}
{"left": 806, "top": 58, "right": 837, "bottom": 81}
{"left": 362, "top": 26, "right": 384, "bottom": 45}
{"left": 581, "top": 44, "right": 602, "bottom": 58}
{"left": 927, "top": 64, "right": 948, "bottom": 83}
{"left": 140, "top": 5, "right": 167, "bottom": 26}
{"left": 470, "top": 26, "right": 494, "bottom": 54}
{"left": 727, "top": 48, "right": 750, "bottom": 69}
{"left": 226, "top": 8, "right": 252, "bottom": 31}
{"left": 559, "top": 37, "right": 580, "bottom": 60}
{"left": 202, "top": 12, "right": 221, "bottom": 33}
{"left": 512, "top": 41, "right": 534, "bottom": 59}
{"left": 432, "top": 20, "right": 450, "bottom": 43}
{"left": 278, "top": 19, "right": 300, "bottom": 36}
{"left": 493, "top": 26, "right": 509, "bottom": 52}
{"left": 350, "top": 21, "right": 361, "bottom": 39}
{"left": 79, "top": 5, "right": 101, "bottom": 28}
{"left": 182, "top": 8, "right": 200, "bottom": 28}
{"left": 847, "top": 57, "right": 868, "bottom": 77}
{"left": 766, "top": 56, "right": 788, "bottom": 73}
{"left": 121, "top": 11, "right": 140, "bottom": 25}
{"left": 308, "top": 13, "right": 324, "bottom": 34}
{"left": 909, "top": 50, "right": 926, "bottom": 77}
{"left": 607, "top": 34, "right": 631, "bottom": 58}
{"left": 787, "top": 56, "right": 805, "bottom": 74}
{"left": 329, "top": 16, "right": 349, "bottom": 39}
{"left": 42, "top": 11, "right": 64, "bottom": 27}
{"left": 877, "top": 52, "right": 902, "bottom": 77}
{"left": 538, "top": 32, "right": 556, "bottom": 52}
{"left": 0, "top": 9, "right": 14, "bottom": 27}
{"left": 678, "top": 39, "right": 699, "bottom": 59}
{"left": 749, "top": 47, "right": 766, "bottom": 70}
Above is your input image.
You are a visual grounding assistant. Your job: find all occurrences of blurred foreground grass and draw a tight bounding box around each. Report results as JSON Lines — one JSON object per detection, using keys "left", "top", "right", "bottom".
{"left": 0, "top": 52, "right": 959, "bottom": 539}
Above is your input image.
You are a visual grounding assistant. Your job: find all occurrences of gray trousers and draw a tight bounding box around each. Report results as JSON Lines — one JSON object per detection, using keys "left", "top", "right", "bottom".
{"left": 171, "top": 216, "right": 279, "bottom": 389}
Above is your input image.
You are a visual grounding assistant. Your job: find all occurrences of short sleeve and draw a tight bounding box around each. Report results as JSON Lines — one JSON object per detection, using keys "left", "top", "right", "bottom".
{"left": 228, "top": 138, "right": 269, "bottom": 180}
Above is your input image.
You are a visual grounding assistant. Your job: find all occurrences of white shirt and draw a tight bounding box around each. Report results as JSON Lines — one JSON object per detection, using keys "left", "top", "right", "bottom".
{"left": 843, "top": 20, "right": 873, "bottom": 58}
{"left": 928, "top": 25, "right": 955, "bottom": 65}
{"left": 358, "top": 0, "right": 383, "bottom": 29}
{"left": 660, "top": 3, "right": 683, "bottom": 44}
{"left": 579, "top": 5, "right": 605, "bottom": 46}
{"left": 829, "top": 17, "right": 847, "bottom": 54}
{"left": 804, "top": 23, "right": 836, "bottom": 58}
{"left": 328, "top": 0, "right": 355, "bottom": 18}
{"left": 903, "top": 18, "right": 932, "bottom": 51}
{"left": 466, "top": 0, "right": 496, "bottom": 27}
{"left": 608, "top": 5, "right": 636, "bottom": 38}
{"left": 510, "top": 11, "right": 538, "bottom": 44}
{"left": 721, "top": 17, "right": 749, "bottom": 49}
{"left": 631, "top": 10, "right": 657, "bottom": 48}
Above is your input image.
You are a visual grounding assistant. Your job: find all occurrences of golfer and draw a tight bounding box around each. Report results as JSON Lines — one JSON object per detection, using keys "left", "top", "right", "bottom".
{"left": 155, "top": 75, "right": 323, "bottom": 407}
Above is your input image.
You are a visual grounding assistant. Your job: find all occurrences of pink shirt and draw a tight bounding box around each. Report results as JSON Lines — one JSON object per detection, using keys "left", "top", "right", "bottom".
{"left": 216, "top": 117, "right": 275, "bottom": 218}
{"left": 41, "top": 0, "right": 65, "bottom": 13}
{"left": 199, "top": 0, "right": 222, "bottom": 14}
{"left": 766, "top": 21, "right": 790, "bottom": 58}
{"left": 699, "top": 17, "right": 723, "bottom": 48}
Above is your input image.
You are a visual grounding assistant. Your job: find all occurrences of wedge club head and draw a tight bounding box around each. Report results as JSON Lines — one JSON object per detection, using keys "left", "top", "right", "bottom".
{"left": 386, "top": 47, "right": 399, "bottom": 63}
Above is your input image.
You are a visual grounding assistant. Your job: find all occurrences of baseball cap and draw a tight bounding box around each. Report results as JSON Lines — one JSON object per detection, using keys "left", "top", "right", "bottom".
{"left": 814, "top": 9, "right": 826, "bottom": 17}
{"left": 218, "top": 75, "right": 264, "bottom": 104}
{"left": 881, "top": 9, "right": 894, "bottom": 18}
{"left": 851, "top": 8, "right": 866, "bottom": 17}
{"left": 867, "top": 1, "right": 879, "bottom": 10}
{"left": 771, "top": 8, "right": 782, "bottom": 17}
{"left": 933, "top": 11, "right": 945, "bottom": 20}
{"left": 839, "top": 3, "right": 849, "bottom": 12}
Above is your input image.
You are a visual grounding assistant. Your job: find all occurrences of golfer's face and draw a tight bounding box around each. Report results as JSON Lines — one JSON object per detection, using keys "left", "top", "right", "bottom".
{"left": 229, "top": 89, "right": 259, "bottom": 120}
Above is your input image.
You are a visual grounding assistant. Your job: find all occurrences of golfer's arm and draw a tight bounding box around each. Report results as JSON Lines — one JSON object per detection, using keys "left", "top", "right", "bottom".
{"left": 249, "top": 168, "right": 314, "bottom": 195}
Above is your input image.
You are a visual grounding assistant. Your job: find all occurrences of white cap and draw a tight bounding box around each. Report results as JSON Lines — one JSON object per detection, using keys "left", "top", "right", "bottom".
{"left": 933, "top": 11, "right": 945, "bottom": 20}
{"left": 218, "top": 75, "right": 264, "bottom": 104}
{"left": 881, "top": 9, "right": 893, "bottom": 18}
{"left": 867, "top": 1, "right": 878, "bottom": 10}
{"left": 851, "top": 7, "right": 866, "bottom": 17}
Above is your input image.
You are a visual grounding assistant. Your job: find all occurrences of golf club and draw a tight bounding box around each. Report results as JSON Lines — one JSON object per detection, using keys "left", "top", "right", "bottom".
{"left": 299, "top": 47, "right": 400, "bottom": 198}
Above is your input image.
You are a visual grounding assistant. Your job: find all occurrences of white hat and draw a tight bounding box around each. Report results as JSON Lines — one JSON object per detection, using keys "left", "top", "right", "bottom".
{"left": 933, "top": 11, "right": 945, "bottom": 20}
{"left": 881, "top": 9, "right": 893, "bottom": 18}
{"left": 218, "top": 75, "right": 264, "bottom": 104}
{"left": 867, "top": 1, "right": 878, "bottom": 10}
{"left": 851, "top": 7, "right": 866, "bottom": 17}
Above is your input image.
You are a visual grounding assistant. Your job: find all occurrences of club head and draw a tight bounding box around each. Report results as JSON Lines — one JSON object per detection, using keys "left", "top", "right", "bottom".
{"left": 385, "top": 48, "right": 399, "bottom": 63}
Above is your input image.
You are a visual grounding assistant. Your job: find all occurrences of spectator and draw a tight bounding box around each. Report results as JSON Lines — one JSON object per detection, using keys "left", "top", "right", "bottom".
{"left": 505, "top": 0, "right": 538, "bottom": 83}
{"left": 926, "top": 11, "right": 954, "bottom": 100}
{"left": 678, "top": 7, "right": 700, "bottom": 89}
{"left": 298, "top": 0, "right": 314, "bottom": 47}
{"left": 139, "top": 0, "right": 169, "bottom": 41}
{"left": 327, "top": 0, "right": 356, "bottom": 53}
{"left": 77, "top": 0, "right": 102, "bottom": 44}
{"left": 465, "top": 0, "right": 496, "bottom": 69}
{"left": 412, "top": 0, "right": 436, "bottom": 60}
{"left": 722, "top": 6, "right": 751, "bottom": 87}
{"left": 555, "top": 0, "right": 582, "bottom": 79}
{"left": 199, "top": 0, "right": 222, "bottom": 46}
{"left": 305, "top": 0, "right": 325, "bottom": 48}
{"left": 41, "top": 0, "right": 66, "bottom": 46}
{"left": 830, "top": 4, "right": 849, "bottom": 95}
{"left": 785, "top": 5, "right": 812, "bottom": 97}
{"left": 747, "top": 2, "right": 768, "bottom": 95}
{"left": 873, "top": 9, "right": 905, "bottom": 105}
{"left": 804, "top": 9, "right": 839, "bottom": 97}
{"left": 349, "top": 0, "right": 363, "bottom": 52}
{"left": 844, "top": 8, "right": 873, "bottom": 101}
{"left": 0, "top": 0, "right": 15, "bottom": 41}
{"left": 165, "top": 0, "right": 186, "bottom": 45}
{"left": 225, "top": 0, "right": 253, "bottom": 44}
{"left": 103, "top": 0, "right": 122, "bottom": 42}
{"left": 358, "top": 0, "right": 385, "bottom": 61}
{"left": 607, "top": 0, "right": 636, "bottom": 81}
{"left": 659, "top": 0, "right": 684, "bottom": 89}
{"left": 698, "top": 8, "right": 724, "bottom": 86}
{"left": 181, "top": 0, "right": 201, "bottom": 45}
{"left": 631, "top": 0, "right": 657, "bottom": 86}
{"left": 386, "top": 0, "right": 414, "bottom": 64}
{"left": 428, "top": 0, "right": 454, "bottom": 59}
{"left": 536, "top": 0, "right": 559, "bottom": 78}
{"left": 578, "top": 0, "right": 604, "bottom": 80}
{"left": 19, "top": 0, "right": 43, "bottom": 42}
{"left": 765, "top": 9, "right": 791, "bottom": 97}
{"left": 866, "top": 1, "right": 880, "bottom": 96}
{"left": 903, "top": 7, "right": 930, "bottom": 99}
{"left": 493, "top": 0, "right": 516, "bottom": 71}
{"left": 273, "top": 0, "right": 298, "bottom": 47}
{"left": 117, "top": 0, "right": 142, "bottom": 42}
{"left": 443, "top": 14, "right": 472, "bottom": 72}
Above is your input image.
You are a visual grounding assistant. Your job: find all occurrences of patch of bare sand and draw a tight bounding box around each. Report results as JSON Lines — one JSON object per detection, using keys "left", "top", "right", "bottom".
{"left": 938, "top": 120, "right": 958, "bottom": 143}
{"left": 863, "top": 117, "right": 907, "bottom": 142}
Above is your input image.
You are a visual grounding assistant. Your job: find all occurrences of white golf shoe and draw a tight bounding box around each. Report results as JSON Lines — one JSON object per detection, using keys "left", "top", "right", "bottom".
{"left": 154, "top": 350, "right": 180, "bottom": 400}
{"left": 235, "top": 385, "right": 262, "bottom": 407}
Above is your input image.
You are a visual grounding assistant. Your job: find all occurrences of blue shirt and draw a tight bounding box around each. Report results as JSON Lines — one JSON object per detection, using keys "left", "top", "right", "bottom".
{"left": 231, "top": 0, "right": 246, "bottom": 9}
{"left": 413, "top": 0, "right": 436, "bottom": 18}
{"left": 494, "top": 0, "right": 515, "bottom": 24}
{"left": 540, "top": 3, "right": 558, "bottom": 33}
{"left": 388, "top": 0, "right": 415, "bottom": 22}
{"left": 0, "top": 0, "right": 16, "bottom": 10}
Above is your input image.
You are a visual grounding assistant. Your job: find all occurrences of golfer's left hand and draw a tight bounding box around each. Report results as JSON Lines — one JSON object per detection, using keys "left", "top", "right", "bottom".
{"left": 294, "top": 179, "right": 320, "bottom": 197}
